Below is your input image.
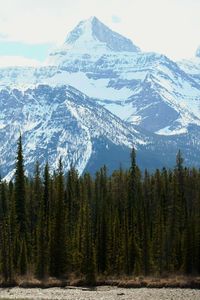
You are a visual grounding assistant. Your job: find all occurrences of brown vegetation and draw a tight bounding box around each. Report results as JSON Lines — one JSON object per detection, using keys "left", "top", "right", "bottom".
{"left": 0, "top": 275, "right": 200, "bottom": 289}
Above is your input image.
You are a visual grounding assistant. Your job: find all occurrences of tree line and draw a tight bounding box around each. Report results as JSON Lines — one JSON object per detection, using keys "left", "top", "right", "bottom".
{"left": 0, "top": 136, "right": 200, "bottom": 284}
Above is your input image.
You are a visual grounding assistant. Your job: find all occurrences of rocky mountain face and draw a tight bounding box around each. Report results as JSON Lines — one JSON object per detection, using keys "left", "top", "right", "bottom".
{"left": 0, "top": 84, "right": 150, "bottom": 179}
{"left": 0, "top": 17, "right": 200, "bottom": 177}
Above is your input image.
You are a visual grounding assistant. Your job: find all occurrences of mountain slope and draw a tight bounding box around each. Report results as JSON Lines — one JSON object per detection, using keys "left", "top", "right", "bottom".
{"left": 1, "top": 84, "right": 200, "bottom": 179}
{"left": 0, "top": 84, "right": 151, "bottom": 179}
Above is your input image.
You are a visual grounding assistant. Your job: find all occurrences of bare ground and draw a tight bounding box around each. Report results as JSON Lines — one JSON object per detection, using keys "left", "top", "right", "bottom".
{"left": 0, "top": 286, "right": 200, "bottom": 300}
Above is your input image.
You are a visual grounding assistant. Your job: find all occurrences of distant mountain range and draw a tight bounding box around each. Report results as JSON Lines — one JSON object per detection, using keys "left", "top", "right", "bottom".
{"left": 0, "top": 16, "right": 200, "bottom": 178}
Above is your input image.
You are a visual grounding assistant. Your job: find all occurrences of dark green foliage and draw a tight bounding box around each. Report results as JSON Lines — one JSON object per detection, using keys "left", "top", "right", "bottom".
{"left": 50, "top": 158, "right": 67, "bottom": 277}
{"left": 18, "top": 238, "right": 28, "bottom": 275}
{"left": 36, "top": 163, "right": 49, "bottom": 279}
{"left": 0, "top": 218, "right": 13, "bottom": 282}
{"left": 0, "top": 142, "right": 200, "bottom": 283}
{"left": 14, "top": 134, "right": 27, "bottom": 236}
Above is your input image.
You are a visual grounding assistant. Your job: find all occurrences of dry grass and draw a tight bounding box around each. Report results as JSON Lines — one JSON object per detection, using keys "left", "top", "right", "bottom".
{"left": 100, "top": 275, "right": 200, "bottom": 289}
{"left": 0, "top": 274, "right": 200, "bottom": 289}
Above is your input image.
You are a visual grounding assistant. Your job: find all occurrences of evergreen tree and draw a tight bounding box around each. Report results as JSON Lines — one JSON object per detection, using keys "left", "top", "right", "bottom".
{"left": 51, "top": 158, "right": 67, "bottom": 277}
{"left": 18, "top": 238, "right": 28, "bottom": 275}
{"left": 0, "top": 139, "right": 200, "bottom": 281}
{"left": 36, "top": 163, "right": 50, "bottom": 279}
{"left": 14, "top": 134, "right": 27, "bottom": 236}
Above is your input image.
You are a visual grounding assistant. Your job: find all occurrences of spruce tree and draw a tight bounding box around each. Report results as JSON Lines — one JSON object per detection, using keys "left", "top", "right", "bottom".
{"left": 51, "top": 158, "right": 67, "bottom": 277}
{"left": 36, "top": 163, "right": 50, "bottom": 279}
{"left": 14, "top": 134, "right": 27, "bottom": 236}
{"left": 18, "top": 238, "right": 28, "bottom": 275}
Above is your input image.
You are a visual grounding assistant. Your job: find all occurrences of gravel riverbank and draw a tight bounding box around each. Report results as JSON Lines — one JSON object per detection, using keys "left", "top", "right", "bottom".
{"left": 0, "top": 286, "right": 200, "bottom": 300}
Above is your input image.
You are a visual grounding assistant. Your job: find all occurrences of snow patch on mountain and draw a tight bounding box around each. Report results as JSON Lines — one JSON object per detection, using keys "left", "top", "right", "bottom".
{"left": 178, "top": 57, "right": 200, "bottom": 75}
{"left": 156, "top": 124, "right": 188, "bottom": 136}
{"left": 44, "top": 71, "right": 133, "bottom": 100}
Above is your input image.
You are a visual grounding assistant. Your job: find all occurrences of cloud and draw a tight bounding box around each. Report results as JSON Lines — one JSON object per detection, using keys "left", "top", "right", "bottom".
{"left": 111, "top": 15, "right": 121, "bottom": 24}
{"left": 0, "top": 33, "right": 8, "bottom": 40}
{"left": 0, "top": 55, "right": 41, "bottom": 67}
{"left": 0, "top": 41, "right": 53, "bottom": 61}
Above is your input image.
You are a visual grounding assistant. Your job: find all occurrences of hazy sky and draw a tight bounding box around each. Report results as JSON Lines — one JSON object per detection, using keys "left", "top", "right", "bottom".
{"left": 0, "top": 0, "right": 200, "bottom": 66}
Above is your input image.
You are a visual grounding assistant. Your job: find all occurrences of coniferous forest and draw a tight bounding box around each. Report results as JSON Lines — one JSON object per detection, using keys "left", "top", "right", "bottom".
{"left": 0, "top": 136, "right": 200, "bottom": 285}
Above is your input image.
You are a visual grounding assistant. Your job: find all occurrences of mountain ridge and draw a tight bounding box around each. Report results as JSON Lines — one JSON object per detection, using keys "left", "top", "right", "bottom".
{"left": 0, "top": 17, "right": 200, "bottom": 177}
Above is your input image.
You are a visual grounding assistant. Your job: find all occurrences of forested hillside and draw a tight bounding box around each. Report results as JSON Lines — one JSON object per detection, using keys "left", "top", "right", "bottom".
{"left": 0, "top": 136, "right": 200, "bottom": 285}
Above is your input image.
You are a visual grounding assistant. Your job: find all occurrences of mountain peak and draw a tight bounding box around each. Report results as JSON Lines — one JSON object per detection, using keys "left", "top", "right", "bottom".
{"left": 87, "top": 16, "right": 98, "bottom": 22}
{"left": 63, "top": 16, "right": 140, "bottom": 53}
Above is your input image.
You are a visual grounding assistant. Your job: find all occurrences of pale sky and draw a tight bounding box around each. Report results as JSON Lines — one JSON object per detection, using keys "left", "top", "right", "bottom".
{"left": 0, "top": 0, "right": 200, "bottom": 66}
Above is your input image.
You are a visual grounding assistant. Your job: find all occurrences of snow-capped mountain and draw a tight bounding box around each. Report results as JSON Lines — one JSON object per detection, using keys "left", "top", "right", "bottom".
{"left": 0, "top": 84, "right": 150, "bottom": 179}
{"left": 51, "top": 16, "right": 140, "bottom": 56}
{"left": 1, "top": 17, "right": 200, "bottom": 135}
{"left": 45, "top": 17, "right": 200, "bottom": 135}
{"left": 1, "top": 84, "right": 200, "bottom": 180}
{"left": 0, "top": 17, "right": 200, "bottom": 177}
